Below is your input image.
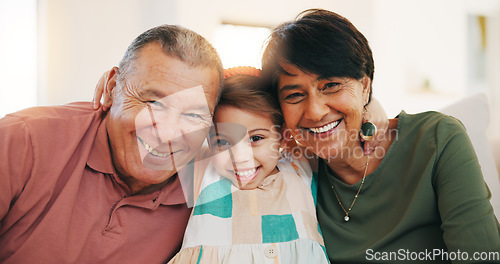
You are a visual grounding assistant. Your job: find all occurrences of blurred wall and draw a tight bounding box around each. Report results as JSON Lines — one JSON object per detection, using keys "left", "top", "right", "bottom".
{"left": 37, "top": 0, "right": 178, "bottom": 105}
{"left": 0, "top": 0, "right": 37, "bottom": 117}
{"left": 36, "top": 0, "right": 375, "bottom": 106}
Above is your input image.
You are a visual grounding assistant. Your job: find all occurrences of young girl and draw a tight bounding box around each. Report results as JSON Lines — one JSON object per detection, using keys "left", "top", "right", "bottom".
{"left": 167, "top": 67, "right": 329, "bottom": 263}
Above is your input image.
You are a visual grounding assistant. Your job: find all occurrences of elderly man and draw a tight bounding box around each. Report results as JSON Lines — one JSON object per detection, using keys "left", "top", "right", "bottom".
{"left": 0, "top": 25, "right": 222, "bottom": 263}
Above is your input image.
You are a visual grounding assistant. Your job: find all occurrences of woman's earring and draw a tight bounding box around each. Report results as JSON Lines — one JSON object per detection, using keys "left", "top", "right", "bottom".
{"left": 360, "top": 109, "right": 377, "bottom": 141}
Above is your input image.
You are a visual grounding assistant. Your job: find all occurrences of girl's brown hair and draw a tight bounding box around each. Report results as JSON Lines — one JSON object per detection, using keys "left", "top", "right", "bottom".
{"left": 217, "top": 74, "right": 284, "bottom": 128}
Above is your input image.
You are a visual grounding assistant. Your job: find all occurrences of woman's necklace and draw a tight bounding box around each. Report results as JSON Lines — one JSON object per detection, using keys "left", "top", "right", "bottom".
{"left": 328, "top": 157, "right": 370, "bottom": 222}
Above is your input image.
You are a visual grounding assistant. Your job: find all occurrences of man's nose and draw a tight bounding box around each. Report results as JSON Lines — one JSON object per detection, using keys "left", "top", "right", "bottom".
{"left": 144, "top": 108, "right": 184, "bottom": 145}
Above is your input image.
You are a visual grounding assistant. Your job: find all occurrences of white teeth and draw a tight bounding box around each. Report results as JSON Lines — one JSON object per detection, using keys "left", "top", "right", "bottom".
{"left": 138, "top": 137, "right": 169, "bottom": 157}
{"left": 235, "top": 168, "right": 257, "bottom": 178}
{"left": 307, "top": 120, "right": 340, "bottom": 133}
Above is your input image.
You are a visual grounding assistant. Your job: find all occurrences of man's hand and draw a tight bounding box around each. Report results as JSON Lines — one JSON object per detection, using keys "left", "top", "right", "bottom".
{"left": 92, "top": 70, "right": 112, "bottom": 111}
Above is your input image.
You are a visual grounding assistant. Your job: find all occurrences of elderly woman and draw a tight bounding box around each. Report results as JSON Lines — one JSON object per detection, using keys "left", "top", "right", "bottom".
{"left": 261, "top": 9, "right": 499, "bottom": 263}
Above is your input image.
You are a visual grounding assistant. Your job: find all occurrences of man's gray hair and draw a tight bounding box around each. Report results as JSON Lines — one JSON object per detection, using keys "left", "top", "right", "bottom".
{"left": 116, "top": 24, "right": 223, "bottom": 93}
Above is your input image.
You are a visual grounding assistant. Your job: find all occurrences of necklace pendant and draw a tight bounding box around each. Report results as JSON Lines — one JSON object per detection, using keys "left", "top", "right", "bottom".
{"left": 344, "top": 215, "right": 350, "bottom": 222}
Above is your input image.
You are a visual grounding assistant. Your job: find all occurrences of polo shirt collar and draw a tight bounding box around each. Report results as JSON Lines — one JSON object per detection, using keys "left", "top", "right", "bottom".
{"left": 155, "top": 174, "right": 189, "bottom": 206}
{"left": 87, "top": 119, "right": 115, "bottom": 175}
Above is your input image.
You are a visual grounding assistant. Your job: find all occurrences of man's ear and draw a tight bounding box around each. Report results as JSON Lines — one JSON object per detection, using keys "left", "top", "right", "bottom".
{"left": 103, "top": 67, "right": 119, "bottom": 110}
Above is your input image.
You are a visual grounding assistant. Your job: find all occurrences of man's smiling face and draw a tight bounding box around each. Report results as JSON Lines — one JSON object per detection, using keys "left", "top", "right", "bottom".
{"left": 106, "top": 43, "right": 220, "bottom": 193}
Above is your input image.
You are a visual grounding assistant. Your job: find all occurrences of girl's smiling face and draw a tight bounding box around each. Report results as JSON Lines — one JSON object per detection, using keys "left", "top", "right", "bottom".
{"left": 210, "top": 106, "right": 281, "bottom": 190}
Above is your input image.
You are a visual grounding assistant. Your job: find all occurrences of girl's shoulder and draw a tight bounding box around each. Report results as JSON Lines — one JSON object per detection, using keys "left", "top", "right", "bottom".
{"left": 279, "top": 152, "right": 316, "bottom": 176}
{"left": 281, "top": 139, "right": 319, "bottom": 173}
{"left": 277, "top": 156, "right": 315, "bottom": 188}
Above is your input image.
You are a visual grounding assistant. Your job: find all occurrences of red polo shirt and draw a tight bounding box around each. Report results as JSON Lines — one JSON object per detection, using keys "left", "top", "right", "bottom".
{"left": 0, "top": 102, "right": 191, "bottom": 263}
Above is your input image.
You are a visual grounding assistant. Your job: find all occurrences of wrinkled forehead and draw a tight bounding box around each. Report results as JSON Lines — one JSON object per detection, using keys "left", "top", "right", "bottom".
{"left": 128, "top": 82, "right": 216, "bottom": 117}
{"left": 138, "top": 67, "right": 216, "bottom": 90}
{"left": 139, "top": 75, "right": 218, "bottom": 105}
{"left": 126, "top": 45, "right": 221, "bottom": 110}
{"left": 150, "top": 85, "right": 214, "bottom": 112}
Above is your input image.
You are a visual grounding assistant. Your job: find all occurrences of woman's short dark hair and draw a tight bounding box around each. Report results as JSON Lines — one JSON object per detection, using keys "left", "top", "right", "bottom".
{"left": 217, "top": 74, "right": 284, "bottom": 128}
{"left": 262, "top": 9, "right": 374, "bottom": 105}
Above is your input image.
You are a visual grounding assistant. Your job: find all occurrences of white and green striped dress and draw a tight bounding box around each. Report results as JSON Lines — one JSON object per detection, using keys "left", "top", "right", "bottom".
{"left": 168, "top": 157, "right": 329, "bottom": 264}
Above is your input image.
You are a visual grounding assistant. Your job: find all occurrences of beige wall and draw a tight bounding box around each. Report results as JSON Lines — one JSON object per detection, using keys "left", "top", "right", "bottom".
{"left": 37, "top": 0, "right": 178, "bottom": 105}
{"left": 0, "top": 0, "right": 37, "bottom": 117}
{"left": 36, "top": 0, "right": 376, "bottom": 106}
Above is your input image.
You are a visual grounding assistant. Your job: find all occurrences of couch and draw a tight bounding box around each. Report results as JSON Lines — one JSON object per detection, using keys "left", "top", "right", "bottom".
{"left": 440, "top": 93, "right": 500, "bottom": 218}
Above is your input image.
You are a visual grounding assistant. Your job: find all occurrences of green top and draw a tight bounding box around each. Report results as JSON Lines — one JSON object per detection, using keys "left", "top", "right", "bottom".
{"left": 317, "top": 111, "right": 500, "bottom": 263}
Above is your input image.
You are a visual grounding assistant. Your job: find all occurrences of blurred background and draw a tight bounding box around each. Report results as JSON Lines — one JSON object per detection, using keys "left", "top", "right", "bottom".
{"left": 0, "top": 0, "right": 499, "bottom": 130}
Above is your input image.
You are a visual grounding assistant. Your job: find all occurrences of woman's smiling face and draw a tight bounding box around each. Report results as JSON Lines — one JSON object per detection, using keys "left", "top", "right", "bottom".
{"left": 277, "top": 62, "right": 370, "bottom": 162}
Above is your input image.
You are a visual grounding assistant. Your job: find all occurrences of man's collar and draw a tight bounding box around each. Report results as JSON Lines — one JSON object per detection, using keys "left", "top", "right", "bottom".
{"left": 87, "top": 120, "right": 115, "bottom": 175}
{"left": 155, "top": 174, "right": 188, "bottom": 205}
{"left": 86, "top": 120, "right": 188, "bottom": 206}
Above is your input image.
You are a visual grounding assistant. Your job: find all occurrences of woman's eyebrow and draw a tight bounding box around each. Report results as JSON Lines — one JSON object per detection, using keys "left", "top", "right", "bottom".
{"left": 280, "top": 77, "right": 338, "bottom": 92}
{"left": 279, "top": 84, "right": 301, "bottom": 92}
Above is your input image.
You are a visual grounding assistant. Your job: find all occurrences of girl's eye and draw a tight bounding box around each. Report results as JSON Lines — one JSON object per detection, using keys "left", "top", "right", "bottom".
{"left": 249, "top": 135, "right": 264, "bottom": 143}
